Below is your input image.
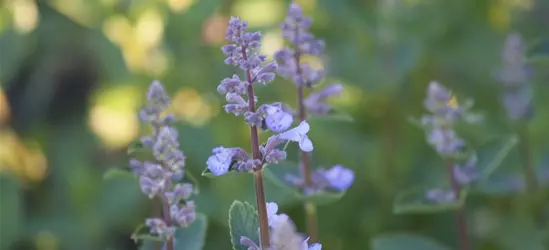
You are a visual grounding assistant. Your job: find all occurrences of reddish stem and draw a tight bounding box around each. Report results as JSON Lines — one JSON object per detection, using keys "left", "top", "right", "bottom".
{"left": 242, "top": 46, "right": 271, "bottom": 248}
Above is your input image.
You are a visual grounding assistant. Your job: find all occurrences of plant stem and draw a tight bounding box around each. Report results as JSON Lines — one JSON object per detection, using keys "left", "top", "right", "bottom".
{"left": 445, "top": 159, "right": 470, "bottom": 250}
{"left": 243, "top": 47, "right": 271, "bottom": 248}
{"left": 162, "top": 180, "right": 174, "bottom": 250}
{"left": 516, "top": 124, "right": 546, "bottom": 226}
{"left": 295, "top": 51, "right": 318, "bottom": 242}
{"left": 517, "top": 124, "right": 539, "bottom": 192}
{"left": 153, "top": 200, "right": 162, "bottom": 250}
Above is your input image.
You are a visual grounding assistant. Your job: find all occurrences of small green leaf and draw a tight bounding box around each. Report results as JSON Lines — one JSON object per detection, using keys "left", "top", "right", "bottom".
{"left": 127, "top": 140, "right": 156, "bottom": 162}
{"left": 371, "top": 234, "right": 450, "bottom": 250}
{"left": 393, "top": 186, "right": 467, "bottom": 214}
{"left": 228, "top": 201, "right": 259, "bottom": 250}
{"left": 139, "top": 214, "right": 208, "bottom": 250}
{"left": 475, "top": 135, "right": 518, "bottom": 178}
{"left": 263, "top": 163, "right": 347, "bottom": 206}
{"left": 102, "top": 168, "right": 136, "bottom": 180}
{"left": 309, "top": 108, "right": 353, "bottom": 123}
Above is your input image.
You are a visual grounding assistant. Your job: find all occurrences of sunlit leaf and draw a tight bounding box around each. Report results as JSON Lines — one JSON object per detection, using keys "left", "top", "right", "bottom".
{"left": 371, "top": 234, "right": 451, "bottom": 250}
{"left": 393, "top": 186, "right": 467, "bottom": 214}
{"left": 228, "top": 201, "right": 259, "bottom": 250}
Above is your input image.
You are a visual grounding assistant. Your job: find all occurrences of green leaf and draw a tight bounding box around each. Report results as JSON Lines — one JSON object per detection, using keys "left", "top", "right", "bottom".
{"left": 0, "top": 174, "right": 21, "bottom": 250}
{"left": 102, "top": 168, "right": 136, "bottom": 180}
{"left": 475, "top": 135, "right": 518, "bottom": 178}
{"left": 371, "top": 234, "right": 450, "bottom": 250}
{"left": 201, "top": 167, "right": 249, "bottom": 179}
{"left": 139, "top": 213, "right": 208, "bottom": 250}
{"left": 309, "top": 108, "right": 354, "bottom": 123}
{"left": 263, "top": 163, "right": 347, "bottom": 206}
{"left": 228, "top": 201, "right": 259, "bottom": 250}
{"left": 393, "top": 186, "right": 467, "bottom": 214}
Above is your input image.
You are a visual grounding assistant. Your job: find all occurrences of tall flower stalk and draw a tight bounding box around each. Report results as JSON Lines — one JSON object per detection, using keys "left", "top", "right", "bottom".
{"left": 497, "top": 33, "right": 538, "bottom": 192}
{"left": 421, "top": 82, "right": 479, "bottom": 250}
{"left": 131, "top": 81, "right": 196, "bottom": 250}
{"left": 207, "top": 17, "right": 317, "bottom": 248}
{"left": 274, "top": 3, "right": 355, "bottom": 241}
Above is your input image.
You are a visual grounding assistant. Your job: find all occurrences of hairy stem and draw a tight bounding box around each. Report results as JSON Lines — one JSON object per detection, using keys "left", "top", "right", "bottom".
{"left": 242, "top": 47, "right": 271, "bottom": 248}
{"left": 445, "top": 159, "right": 470, "bottom": 250}
{"left": 295, "top": 51, "right": 318, "bottom": 242}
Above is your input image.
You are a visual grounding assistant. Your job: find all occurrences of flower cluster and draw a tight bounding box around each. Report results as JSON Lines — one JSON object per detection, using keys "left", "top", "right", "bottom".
{"left": 497, "top": 33, "right": 534, "bottom": 121}
{"left": 131, "top": 81, "right": 196, "bottom": 238}
{"left": 421, "top": 82, "right": 479, "bottom": 202}
{"left": 240, "top": 202, "right": 322, "bottom": 250}
{"left": 207, "top": 17, "right": 315, "bottom": 176}
{"left": 274, "top": 3, "right": 354, "bottom": 193}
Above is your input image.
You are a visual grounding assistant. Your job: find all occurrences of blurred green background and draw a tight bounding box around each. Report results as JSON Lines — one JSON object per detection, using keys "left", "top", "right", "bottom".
{"left": 0, "top": 0, "right": 548, "bottom": 249}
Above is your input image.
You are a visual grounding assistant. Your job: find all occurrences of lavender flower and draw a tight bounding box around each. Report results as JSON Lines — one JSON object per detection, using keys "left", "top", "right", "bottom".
{"left": 497, "top": 33, "right": 535, "bottom": 121}
{"left": 421, "top": 81, "right": 472, "bottom": 157}
{"left": 275, "top": 3, "right": 354, "bottom": 196}
{"left": 132, "top": 81, "right": 196, "bottom": 239}
{"left": 209, "top": 16, "right": 317, "bottom": 176}
{"left": 453, "top": 154, "right": 479, "bottom": 186}
{"left": 267, "top": 202, "right": 322, "bottom": 250}
{"left": 286, "top": 165, "right": 355, "bottom": 194}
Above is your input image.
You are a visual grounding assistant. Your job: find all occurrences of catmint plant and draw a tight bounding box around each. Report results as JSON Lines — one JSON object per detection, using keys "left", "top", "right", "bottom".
{"left": 274, "top": 3, "right": 354, "bottom": 241}
{"left": 204, "top": 16, "right": 319, "bottom": 249}
{"left": 420, "top": 81, "right": 480, "bottom": 250}
{"left": 496, "top": 33, "right": 539, "bottom": 192}
{"left": 130, "top": 81, "right": 196, "bottom": 250}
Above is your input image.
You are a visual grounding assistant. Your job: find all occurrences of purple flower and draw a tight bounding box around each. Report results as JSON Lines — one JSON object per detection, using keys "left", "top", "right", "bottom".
{"left": 496, "top": 33, "right": 535, "bottom": 121}
{"left": 304, "top": 84, "right": 343, "bottom": 115}
{"left": 170, "top": 201, "right": 196, "bottom": 227}
{"left": 264, "top": 121, "right": 313, "bottom": 153}
{"left": 426, "top": 128, "right": 465, "bottom": 155}
{"left": 453, "top": 154, "right": 479, "bottom": 185}
{"left": 133, "top": 80, "right": 196, "bottom": 235}
{"left": 206, "top": 146, "right": 251, "bottom": 176}
{"left": 264, "top": 105, "right": 294, "bottom": 133}
{"left": 323, "top": 165, "right": 355, "bottom": 191}
{"left": 145, "top": 218, "right": 175, "bottom": 238}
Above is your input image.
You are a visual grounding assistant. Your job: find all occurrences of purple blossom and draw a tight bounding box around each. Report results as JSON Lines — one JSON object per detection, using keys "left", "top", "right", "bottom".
{"left": 264, "top": 121, "right": 313, "bottom": 153}
{"left": 285, "top": 165, "right": 355, "bottom": 193}
{"left": 304, "top": 84, "right": 343, "bottom": 115}
{"left": 145, "top": 218, "right": 175, "bottom": 238}
{"left": 264, "top": 105, "right": 294, "bottom": 133}
{"left": 266, "top": 202, "right": 322, "bottom": 250}
{"left": 453, "top": 154, "right": 479, "bottom": 186}
{"left": 133, "top": 80, "right": 196, "bottom": 236}
{"left": 206, "top": 146, "right": 251, "bottom": 176}
{"left": 323, "top": 165, "right": 355, "bottom": 191}
{"left": 497, "top": 33, "right": 535, "bottom": 121}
